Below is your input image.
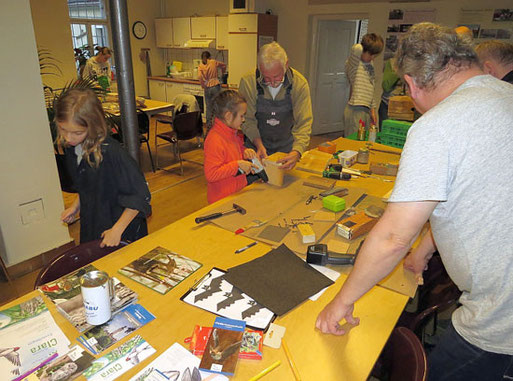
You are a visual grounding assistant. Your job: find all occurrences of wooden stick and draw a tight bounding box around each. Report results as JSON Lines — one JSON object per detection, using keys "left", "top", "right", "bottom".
{"left": 282, "top": 339, "right": 302, "bottom": 381}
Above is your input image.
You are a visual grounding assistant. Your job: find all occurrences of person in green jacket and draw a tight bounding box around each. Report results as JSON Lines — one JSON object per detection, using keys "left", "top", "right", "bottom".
{"left": 378, "top": 58, "right": 404, "bottom": 128}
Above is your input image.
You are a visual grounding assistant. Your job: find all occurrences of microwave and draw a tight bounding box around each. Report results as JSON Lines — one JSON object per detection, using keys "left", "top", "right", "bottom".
{"left": 230, "top": 0, "right": 255, "bottom": 13}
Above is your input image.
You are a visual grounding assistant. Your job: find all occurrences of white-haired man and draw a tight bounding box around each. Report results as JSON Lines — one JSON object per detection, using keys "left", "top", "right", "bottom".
{"left": 316, "top": 23, "right": 513, "bottom": 380}
{"left": 475, "top": 40, "right": 513, "bottom": 84}
{"left": 238, "top": 42, "right": 313, "bottom": 170}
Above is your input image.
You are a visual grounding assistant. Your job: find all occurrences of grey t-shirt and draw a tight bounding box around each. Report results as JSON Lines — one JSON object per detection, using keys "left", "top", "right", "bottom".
{"left": 389, "top": 75, "right": 513, "bottom": 354}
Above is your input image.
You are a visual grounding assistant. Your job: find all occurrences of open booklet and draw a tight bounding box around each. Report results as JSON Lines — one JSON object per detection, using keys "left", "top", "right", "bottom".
{"left": 38, "top": 264, "right": 138, "bottom": 332}
{"left": 0, "top": 296, "right": 70, "bottom": 381}
{"left": 118, "top": 246, "right": 202, "bottom": 295}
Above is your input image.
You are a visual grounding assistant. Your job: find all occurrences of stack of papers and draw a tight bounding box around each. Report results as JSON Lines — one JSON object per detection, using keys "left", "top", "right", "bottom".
{"left": 0, "top": 296, "right": 70, "bottom": 381}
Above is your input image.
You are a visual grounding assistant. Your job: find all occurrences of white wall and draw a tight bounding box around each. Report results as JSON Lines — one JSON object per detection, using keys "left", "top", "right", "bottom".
{"left": 127, "top": 0, "right": 166, "bottom": 96}
{"left": 0, "top": 0, "right": 71, "bottom": 267}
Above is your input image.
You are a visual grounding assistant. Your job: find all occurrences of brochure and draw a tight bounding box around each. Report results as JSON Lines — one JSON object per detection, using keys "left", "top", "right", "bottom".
{"left": 25, "top": 345, "right": 95, "bottom": 381}
{"left": 82, "top": 335, "right": 155, "bottom": 381}
{"left": 129, "top": 342, "right": 227, "bottom": 381}
{"left": 199, "top": 317, "right": 245, "bottom": 376}
{"left": 77, "top": 304, "right": 155, "bottom": 355}
{"left": 118, "top": 246, "right": 202, "bottom": 295}
{"left": 38, "top": 265, "right": 138, "bottom": 332}
{"left": 188, "top": 326, "right": 263, "bottom": 360}
{"left": 0, "top": 296, "right": 70, "bottom": 381}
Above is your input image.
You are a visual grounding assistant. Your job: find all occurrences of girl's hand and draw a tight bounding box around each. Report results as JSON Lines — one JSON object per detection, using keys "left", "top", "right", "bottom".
{"left": 100, "top": 228, "right": 122, "bottom": 247}
{"left": 237, "top": 160, "right": 257, "bottom": 175}
{"left": 61, "top": 207, "right": 78, "bottom": 224}
{"left": 243, "top": 148, "right": 257, "bottom": 160}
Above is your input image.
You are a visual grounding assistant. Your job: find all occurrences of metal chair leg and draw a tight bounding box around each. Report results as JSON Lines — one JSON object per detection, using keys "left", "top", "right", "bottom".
{"left": 177, "top": 141, "right": 183, "bottom": 176}
{"left": 145, "top": 138, "right": 155, "bottom": 172}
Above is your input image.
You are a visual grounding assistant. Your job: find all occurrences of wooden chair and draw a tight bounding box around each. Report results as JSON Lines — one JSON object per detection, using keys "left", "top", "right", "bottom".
{"left": 155, "top": 110, "right": 203, "bottom": 175}
{"left": 373, "top": 327, "right": 428, "bottom": 381}
{"left": 34, "top": 240, "right": 127, "bottom": 288}
{"left": 397, "top": 254, "right": 461, "bottom": 343}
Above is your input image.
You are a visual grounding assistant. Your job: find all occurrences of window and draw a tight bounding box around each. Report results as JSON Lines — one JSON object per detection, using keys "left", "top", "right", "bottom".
{"left": 68, "top": 0, "right": 111, "bottom": 74}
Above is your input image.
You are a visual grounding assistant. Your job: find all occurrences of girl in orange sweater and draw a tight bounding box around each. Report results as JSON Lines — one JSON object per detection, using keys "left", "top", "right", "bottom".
{"left": 204, "top": 90, "right": 258, "bottom": 204}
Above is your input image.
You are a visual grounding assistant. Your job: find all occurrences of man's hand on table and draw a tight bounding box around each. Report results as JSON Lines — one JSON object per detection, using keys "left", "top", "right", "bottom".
{"left": 404, "top": 249, "right": 431, "bottom": 285}
{"left": 316, "top": 297, "right": 360, "bottom": 335}
{"left": 277, "top": 150, "right": 301, "bottom": 170}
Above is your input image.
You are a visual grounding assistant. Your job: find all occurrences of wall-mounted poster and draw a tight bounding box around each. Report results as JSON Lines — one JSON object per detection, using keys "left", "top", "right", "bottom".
{"left": 493, "top": 9, "right": 513, "bottom": 22}
{"left": 385, "top": 9, "right": 437, "bottom": 60}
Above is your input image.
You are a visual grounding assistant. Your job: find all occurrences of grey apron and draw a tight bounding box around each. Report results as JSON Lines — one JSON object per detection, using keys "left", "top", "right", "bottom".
{"left": 249, "top": 69, "right": 295, "bottom": 155}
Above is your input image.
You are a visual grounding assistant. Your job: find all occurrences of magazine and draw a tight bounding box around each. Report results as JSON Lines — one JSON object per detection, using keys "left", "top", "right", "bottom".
{"left": 38, "top": 265, "right": 138, "bottom": 332}
{"left": 188, "top": 326, "right": 263, "bottom": 360}
{"left": 199, "top": 317, "right": 245, "bottom": 376}
{"left": 130, "top": 342, "right": 228, "bottom": 381}
{"left": 25, "top": 345, "right": 95, "bottom": 381}
{"left": 82, "top": 335, "right": 155, "bottom": 381}
{"left": 0, "top": 296, "right": 70, "bottom": 381}
{"left": 77, "top": 304, "right": 155, "bottom": 355}
{"left": 118, "top": 246, "right": 202, "bottom": 295}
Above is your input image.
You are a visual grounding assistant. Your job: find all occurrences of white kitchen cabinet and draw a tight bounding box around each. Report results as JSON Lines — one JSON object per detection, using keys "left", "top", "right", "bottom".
{"left": 172, "top": 17, "right": 191, "bottom": 48}
{"left": 228, "top": 13, "right": 278, "bottom": 88}
{"left": 154, "top": 18, "right": 173, "bottom": 48}
{"left": 228, "top": 34, "right": 258, "bottom": 88}
{"left": 149, "top": 80, "right": 166, "bottom": 101}
{"left": 228, "top": 13, "right": 258, "bottom": 33}
{"left": 191, "top": 16, "right": 215, "bottom": 39}
{"left": 216, "top": 16, "right": 228, "bottom": 50}
{"left": 165, "top": 82, "right": 184, "bottom": 104}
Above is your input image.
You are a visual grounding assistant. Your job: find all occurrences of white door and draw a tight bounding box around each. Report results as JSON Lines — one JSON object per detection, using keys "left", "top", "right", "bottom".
{"left": 312, "top": 20, "right": 357, "bottom": 135}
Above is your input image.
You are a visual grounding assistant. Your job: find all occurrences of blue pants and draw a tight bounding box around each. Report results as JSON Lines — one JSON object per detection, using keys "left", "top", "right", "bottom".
{"left": 428, "top": 322, "right": 513, "bottom": 381}
{"left": 204, "top": 85, "right": 222, "bottom": 129}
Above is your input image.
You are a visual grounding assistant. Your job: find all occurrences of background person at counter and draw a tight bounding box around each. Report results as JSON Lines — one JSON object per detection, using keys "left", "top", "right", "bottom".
{"left": 82, "top": 47, "right": 112, "bottom": 89}
{"left": 238, "top": 42, "right": 313, "bottom": 170}
{"left": 198, "top": 51, "right": 226, "bottom": 129}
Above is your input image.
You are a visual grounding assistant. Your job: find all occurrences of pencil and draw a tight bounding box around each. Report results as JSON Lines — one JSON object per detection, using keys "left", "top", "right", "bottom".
{"left": 248, "top": 360, "right": 281, "bottom": 381}
{"left": 282, "top": 339, "right": 302, "bottom": 381}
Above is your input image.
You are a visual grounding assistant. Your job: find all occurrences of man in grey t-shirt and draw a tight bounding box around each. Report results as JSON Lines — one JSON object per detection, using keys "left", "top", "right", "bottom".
{"left": 316, "top": 23, "right": 513, "bottom": 380}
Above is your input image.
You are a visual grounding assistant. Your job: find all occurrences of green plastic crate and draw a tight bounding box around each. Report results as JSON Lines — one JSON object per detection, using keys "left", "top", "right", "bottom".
{"left": 378, "top": 132, "right": 406, "bottom": 149}
{"left": 381, "top": 119, "right": 412, "bottom": 138}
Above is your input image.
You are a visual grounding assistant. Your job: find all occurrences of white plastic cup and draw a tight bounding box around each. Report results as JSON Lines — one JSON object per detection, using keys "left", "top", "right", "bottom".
{"left": 80, "top": 271, "right": 113, "bottom": 325}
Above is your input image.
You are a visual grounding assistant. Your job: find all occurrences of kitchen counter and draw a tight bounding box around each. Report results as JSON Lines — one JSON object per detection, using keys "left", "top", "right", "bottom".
{"left": 148, "top": 76, "right": 232, "bottom": 88}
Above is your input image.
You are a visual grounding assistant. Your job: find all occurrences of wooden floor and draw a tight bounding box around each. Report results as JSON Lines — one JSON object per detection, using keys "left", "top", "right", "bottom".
{"left": 0, "top": 118, "right": 342, "bottom": 306}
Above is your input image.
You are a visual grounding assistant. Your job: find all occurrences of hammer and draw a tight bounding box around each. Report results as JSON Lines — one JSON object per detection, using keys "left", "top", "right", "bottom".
{"left": 195, "top": 203, "right": 246, "bottom": 224}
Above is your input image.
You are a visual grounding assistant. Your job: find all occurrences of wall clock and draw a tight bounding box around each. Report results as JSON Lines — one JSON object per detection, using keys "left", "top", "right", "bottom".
{"left": 132, "top": 21, "right": 147, "bottom": 40}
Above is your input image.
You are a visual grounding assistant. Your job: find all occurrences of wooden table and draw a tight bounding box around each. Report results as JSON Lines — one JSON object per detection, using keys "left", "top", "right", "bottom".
{"left": 102, "top": 98, "right": 175, "bottom": 118}
{"left": 4, "top": 139, "right": 411, "bottom": 381}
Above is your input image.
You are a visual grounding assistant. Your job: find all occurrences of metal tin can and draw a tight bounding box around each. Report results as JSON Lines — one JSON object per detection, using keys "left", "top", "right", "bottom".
{"left": 80, "top": 271, "right": 113, "bottom": 325}
{"left": 357, "top": 148, "right": 369, "bottom": 164}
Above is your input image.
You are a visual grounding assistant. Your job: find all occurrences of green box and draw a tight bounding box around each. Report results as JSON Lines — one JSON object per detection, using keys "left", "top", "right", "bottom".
{"left": 323, "top": 195, "right": 346, "bottom": 212}
{"left": 381, "top": 119, "right": 412, "bottom": 138}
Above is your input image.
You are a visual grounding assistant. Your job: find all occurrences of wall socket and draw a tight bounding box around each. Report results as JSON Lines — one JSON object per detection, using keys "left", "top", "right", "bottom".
{"left": 19, "top": 198, "right": 45, "bottom": 225}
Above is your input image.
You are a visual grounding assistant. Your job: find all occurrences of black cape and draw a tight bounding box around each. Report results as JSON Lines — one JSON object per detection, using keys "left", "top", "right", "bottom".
{"left": 66, "top": 136, "right": 151, "bottom": 243}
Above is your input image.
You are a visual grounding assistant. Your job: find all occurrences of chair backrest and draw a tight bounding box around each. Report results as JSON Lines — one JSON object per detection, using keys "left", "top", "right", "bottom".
{"left": 173, "top": 111, "right": 203, "bottom": 141}
{"left": 34, "top": 240, "right": 127, "bottom": 289}
{"left": 383, "top": 327, "right": 428, "bottom": 381}
{"left": 418, "top": 254, "right": 461, "bottom": 313}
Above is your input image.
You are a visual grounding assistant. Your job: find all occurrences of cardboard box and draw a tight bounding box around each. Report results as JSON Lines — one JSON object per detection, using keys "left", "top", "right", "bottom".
{"left": 337, "top": 211, "right": 378, "bottom": 240}
{"left": 318, "top": 141, "right": 337, "bottom": 154}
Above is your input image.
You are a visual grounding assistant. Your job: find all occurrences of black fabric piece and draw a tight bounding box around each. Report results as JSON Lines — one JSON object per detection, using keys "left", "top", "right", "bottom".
{"left": 502, "top": 70, "right": 513, "bottom": 85}
{"left": 65, "top": 135, "right": 151, "bottom": 243}
{"left": 224, "top": 244, "right": 334, "bottom": 316}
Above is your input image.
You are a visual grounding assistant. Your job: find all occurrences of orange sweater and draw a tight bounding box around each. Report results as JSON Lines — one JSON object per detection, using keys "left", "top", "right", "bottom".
{"left": 204, "top": 118, "right": 247, "bottom": 203}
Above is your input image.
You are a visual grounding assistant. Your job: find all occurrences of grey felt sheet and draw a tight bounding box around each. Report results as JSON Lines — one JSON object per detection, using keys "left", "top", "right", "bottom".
{"left": 224, "top": 244, "right": 334, "bottom": 316}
